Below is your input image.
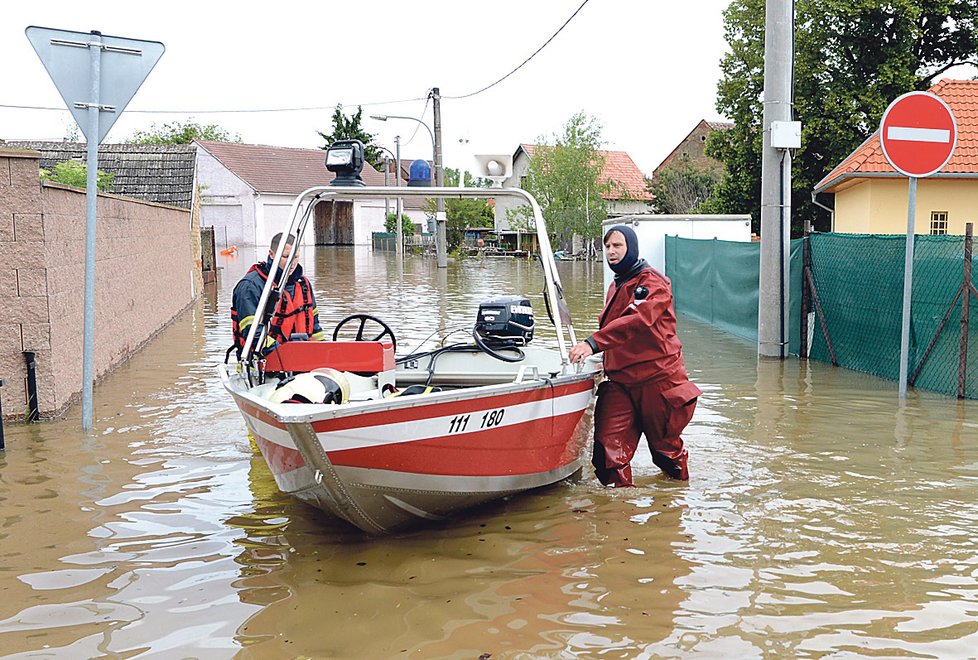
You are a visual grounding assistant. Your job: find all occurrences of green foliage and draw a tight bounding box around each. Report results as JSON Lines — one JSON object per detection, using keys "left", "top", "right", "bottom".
{"left": 511, "top": 112, "right": 612, "bottom": 249}
{"left": 318, "top": 105, "right": 384, "bottom": 170}
{"left": 384, "top": 212, "right": 416, "bottom": 236}
{"left": 710, "top": 0, "right": 978, "bottom": 234}
{"left": 40, "top": 161, "right": 115, "bottom": 191}
{"left": 648, "top": 155, "right": 723, "bottom": 214}
{"left": 127, "top": 120, "right": 241, "bottom": 144}
{"left": 422, "top": 167, "right": 494, "bottom": 249}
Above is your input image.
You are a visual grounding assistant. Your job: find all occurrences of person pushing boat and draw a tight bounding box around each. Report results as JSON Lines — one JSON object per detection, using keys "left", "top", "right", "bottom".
{"left": 569, "top": 224, "right": 701, "bottom": 486}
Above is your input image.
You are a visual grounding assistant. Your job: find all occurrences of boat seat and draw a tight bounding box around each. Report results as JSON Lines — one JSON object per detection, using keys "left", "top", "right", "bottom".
{"left": 262, "top": 340, "right": 395, "bottom": 374}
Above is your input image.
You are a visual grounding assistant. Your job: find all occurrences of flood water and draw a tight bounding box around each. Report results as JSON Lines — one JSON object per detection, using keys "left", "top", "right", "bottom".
{"left": 2, "top": 245, "right": 978, "bottom": 658}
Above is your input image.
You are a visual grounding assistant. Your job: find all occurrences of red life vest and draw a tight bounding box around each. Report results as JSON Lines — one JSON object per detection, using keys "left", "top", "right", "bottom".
{"left": 231, "top": 263, "right": 315, "bottom": 353}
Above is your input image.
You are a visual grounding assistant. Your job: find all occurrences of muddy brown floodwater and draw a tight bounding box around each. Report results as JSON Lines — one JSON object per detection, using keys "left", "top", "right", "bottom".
{"left": 2, "top": 246, "right": 978, "bottom": 658}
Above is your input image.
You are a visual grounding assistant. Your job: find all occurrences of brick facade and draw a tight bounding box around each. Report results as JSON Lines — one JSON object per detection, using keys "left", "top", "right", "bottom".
{"left": 0, "top": 149, "right": 198, "bottom": 418}
{"left": 652, "top": 120, "right": 732, "bottom": 180}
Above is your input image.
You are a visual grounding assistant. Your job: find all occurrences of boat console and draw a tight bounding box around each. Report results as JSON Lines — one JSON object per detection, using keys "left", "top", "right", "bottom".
{"left": 262, "top": 340, "right": 395, "bottom": 374}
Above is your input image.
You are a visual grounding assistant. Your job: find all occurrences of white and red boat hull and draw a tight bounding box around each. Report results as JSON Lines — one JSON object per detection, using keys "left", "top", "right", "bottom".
{"left": 223, "top": 368, "right": 595, "bottom": 533}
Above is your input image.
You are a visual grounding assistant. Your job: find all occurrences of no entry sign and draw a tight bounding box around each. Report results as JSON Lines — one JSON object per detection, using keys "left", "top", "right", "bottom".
{"left": 880, "top": 91, "right": 957, "bottom": 178}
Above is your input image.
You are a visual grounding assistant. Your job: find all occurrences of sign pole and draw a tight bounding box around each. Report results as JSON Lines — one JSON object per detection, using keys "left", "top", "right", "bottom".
{"left": 878, "top": 90, "right": 957, "bottom": 398}
{"left": 80, "top": 33, "right": 103, "bottom": 432}
{"left": 898, "top": 176, "right": 917, "bottom": 398}
{"left": 27, "top": 26, "right": 164, "bottom": 430}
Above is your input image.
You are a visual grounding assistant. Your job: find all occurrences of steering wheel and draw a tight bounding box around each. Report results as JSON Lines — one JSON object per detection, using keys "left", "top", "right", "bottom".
{"left": 332, "top": 314, "right": 397, "bottom": 352}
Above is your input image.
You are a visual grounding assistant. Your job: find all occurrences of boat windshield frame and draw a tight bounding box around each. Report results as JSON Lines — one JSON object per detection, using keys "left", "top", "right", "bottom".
{"left": 240, "top": 185, "right": 579, "bottom": 370}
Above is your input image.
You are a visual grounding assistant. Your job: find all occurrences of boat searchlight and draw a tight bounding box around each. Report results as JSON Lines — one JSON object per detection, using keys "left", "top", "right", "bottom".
{"left": 325, "top": 139, "right": 366, "bottom": 187}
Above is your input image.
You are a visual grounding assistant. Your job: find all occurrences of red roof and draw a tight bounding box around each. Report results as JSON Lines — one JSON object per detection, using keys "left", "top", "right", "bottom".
{"left": 814, "top": 79, "right": 978, "bottom": 193}
{"left": 195, "top": 140, "right": 393, "bottom": 194}
{"left": 518, "top": 144, "right": 652, "bottom": 201}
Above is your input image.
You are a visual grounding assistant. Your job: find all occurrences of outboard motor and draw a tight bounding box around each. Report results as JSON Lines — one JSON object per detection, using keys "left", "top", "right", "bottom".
{"left": 473, "top": 296, "right": 534, "bottom": 362}
{"left": 474, "top": 296, "right": 534, "bottom": 346}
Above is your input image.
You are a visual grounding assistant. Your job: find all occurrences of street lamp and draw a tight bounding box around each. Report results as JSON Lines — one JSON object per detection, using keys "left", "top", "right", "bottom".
{"left": 375, "top": 141, "right": 404, "bottom": 256}
{"left": 370, "top": 114, "right": 435, "bottom": 181}
{"left": 371, "top": 113, "right": 445, "bottom": 266}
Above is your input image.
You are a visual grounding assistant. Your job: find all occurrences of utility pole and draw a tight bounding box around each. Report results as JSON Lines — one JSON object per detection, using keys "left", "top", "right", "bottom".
{"left": 395, "top": 135, "right": 403, "bottom": 257}
{"left": 758, "top": 0, "right": 793, "bottom": 359}
{"left": 431, "top": 87, "right": 447, "bottom": 267}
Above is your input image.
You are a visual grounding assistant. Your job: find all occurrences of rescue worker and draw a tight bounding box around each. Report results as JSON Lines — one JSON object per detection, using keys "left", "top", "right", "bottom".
{"left": 231, "top": 232, "right": 325, "bottom": 358}
{"left": 568, "top": 224, "right": 701, "bottom": 486}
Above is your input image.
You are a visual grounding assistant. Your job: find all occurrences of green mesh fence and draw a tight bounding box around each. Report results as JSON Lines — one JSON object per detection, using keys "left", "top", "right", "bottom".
{"left": 665, "top": 231, "right": 978, "bottom": 398}
{"left": 665, "top": 236, "right": 803, "bottom": 354}
{"left": 806, "top": 232, "right": 978, "bottom": 399}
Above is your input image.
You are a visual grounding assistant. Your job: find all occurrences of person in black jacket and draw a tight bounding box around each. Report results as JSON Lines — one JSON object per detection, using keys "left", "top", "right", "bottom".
{"left": 231, "top": 233, "right": 324, "bottom": 357}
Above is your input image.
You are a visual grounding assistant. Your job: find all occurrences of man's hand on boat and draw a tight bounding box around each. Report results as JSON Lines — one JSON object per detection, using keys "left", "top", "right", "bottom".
{"left": 569, "top": 340, "right": 595, "bottom": 364}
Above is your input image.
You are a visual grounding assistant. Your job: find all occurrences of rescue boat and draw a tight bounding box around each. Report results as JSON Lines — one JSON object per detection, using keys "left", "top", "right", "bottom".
{"left": 218, "top": 144, "right": 598, "bottom": 534}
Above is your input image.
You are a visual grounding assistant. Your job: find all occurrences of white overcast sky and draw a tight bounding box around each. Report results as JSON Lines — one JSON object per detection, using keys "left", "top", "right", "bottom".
{"left": 1, "top": 0, "right": 732, "bottom": 175}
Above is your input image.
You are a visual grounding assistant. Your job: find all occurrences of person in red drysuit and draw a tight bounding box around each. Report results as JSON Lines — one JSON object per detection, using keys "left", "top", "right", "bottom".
{"left": 569, "top": 224, "right": 701, "bottom": 486}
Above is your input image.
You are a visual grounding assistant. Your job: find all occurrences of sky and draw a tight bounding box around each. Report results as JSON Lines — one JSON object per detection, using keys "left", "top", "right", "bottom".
{"left": 1, "top": 0, "right": 732, "bottom": 176}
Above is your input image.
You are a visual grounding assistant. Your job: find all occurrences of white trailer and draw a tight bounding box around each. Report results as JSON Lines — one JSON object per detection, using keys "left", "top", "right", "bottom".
{"left": 601, "top": 214, "right": 752, "bottom": 290}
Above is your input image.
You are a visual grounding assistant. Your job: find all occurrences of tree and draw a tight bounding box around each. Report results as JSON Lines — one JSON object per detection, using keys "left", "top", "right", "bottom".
{"left": 127, "top": 120, "right": 241, "bottom": 144}
{"left": 648, "top": 155, "right": 723, "bottom": 214}
{"left": 318, "top": 105, "right": 384, "bottom": 170}
{"left": 709, "top": 0, "right": 978, "bottom": 234}
{"left": 40, "top": 161, "right": 114, "bottom": 191}
{"left": 510, "top": 112, "right": 613, "bottom": 253}
{"left": 422, "top": 168, "right": 493, "bottom": 249}
{"left": 384, "top": 212, "right": 416, "bottom": 236}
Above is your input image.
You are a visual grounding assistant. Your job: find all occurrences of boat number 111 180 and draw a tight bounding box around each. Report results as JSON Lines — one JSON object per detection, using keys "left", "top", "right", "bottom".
{"left": 448, "top": 409, "right": 505, "bottom": 434}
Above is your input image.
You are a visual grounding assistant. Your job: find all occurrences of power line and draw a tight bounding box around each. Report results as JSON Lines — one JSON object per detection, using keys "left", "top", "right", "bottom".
{"left": 442, "top": 0, "right": 592, "bottom": 100}
{"left": 0, "top": 94, "right": 428, "bottom": 115}
{"left": 2, "top": 1, "right": 592, "bottom": 117}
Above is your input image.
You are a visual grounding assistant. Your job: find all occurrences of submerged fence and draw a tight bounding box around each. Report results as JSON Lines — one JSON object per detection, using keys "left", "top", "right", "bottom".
{"left": 666, "top": 228, "right": 978, "bottom": 399}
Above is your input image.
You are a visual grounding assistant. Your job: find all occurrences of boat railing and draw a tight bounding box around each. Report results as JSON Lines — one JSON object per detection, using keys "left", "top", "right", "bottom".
{"left": 241, "top": 185, "right": 579, "bottom": 375}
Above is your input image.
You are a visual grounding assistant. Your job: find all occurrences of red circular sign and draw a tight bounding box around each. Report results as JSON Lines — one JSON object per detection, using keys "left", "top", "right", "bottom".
{"left": 880, "top": 91, "right": 957, "bottom": 178}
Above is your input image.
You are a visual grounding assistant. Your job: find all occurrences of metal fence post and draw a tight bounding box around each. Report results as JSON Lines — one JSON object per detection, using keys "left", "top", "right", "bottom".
{"left": 800, "top": 220, "right": 812, "bottom": 359}
{"left": 959, "top": 223, "right": 974, "bottom": 398}
{"left": 0, "top": 378, "right": 5, "bottom": 450}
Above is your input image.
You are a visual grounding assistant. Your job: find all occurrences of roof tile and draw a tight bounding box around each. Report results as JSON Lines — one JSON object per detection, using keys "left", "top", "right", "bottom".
{"left": 1, "top": 141, "right": 196, "bottom": 208}
{"left": 518, "top": 144, "right": 651, "bottom": 200}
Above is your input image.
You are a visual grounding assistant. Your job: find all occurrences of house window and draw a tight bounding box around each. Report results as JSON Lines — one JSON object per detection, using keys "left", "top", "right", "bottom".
{"left": 930, "top": 211, "right": 948, "bottom": 235}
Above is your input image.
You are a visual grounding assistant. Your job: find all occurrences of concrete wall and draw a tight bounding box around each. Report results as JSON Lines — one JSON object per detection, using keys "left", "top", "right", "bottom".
{"left": 0, "top": 149, "right": 196, "bottom": 418}
{"left": 834, "top": 178, "right": 978, "bottom": 234}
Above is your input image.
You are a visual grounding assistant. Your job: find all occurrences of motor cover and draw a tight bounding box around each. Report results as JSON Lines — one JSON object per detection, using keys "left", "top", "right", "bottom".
{"left": 475, "top": 296, "right": 534, "bottom": 345}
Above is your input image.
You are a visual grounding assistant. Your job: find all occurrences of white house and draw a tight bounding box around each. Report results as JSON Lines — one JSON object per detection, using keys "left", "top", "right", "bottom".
{"left": 195, "top": 140, "right": 427, "bottom": 247}
{"left": 493, "top": 144, "right": 653, "bottom": 236}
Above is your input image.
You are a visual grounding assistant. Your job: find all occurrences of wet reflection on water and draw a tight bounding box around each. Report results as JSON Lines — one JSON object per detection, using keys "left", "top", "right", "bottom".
{"left": 1, "top": 246, "right": 977, "bottom": 657}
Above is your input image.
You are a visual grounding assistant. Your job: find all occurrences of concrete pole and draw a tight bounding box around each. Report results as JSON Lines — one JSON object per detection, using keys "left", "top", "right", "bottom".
{"left": 758, "top": 0, "right": 794, "bottom": 358}
{"left": 395, "top": 135, "right": 403, "bottom": 256}
{"left": 432, "top": 87, "right": 447, "bottom": 267}
{"left": 383, "top": 155, "right": 390, "bottom": 218}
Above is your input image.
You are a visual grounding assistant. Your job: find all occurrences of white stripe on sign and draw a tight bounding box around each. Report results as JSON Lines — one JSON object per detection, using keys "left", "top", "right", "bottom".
{"left": 887, "top": 126, "right": 951, "bottom": 143}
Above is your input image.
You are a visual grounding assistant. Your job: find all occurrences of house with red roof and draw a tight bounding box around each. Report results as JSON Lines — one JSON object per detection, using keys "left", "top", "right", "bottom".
{"left": 195, "top": 141, "right": 426, "bottom": 247}
{"left": 813, "top": 79, "right": 978, "bottom": 235}
{"left": 493, "top": 143, "right": 653, "bottom": 236}
{"left": 652, "top": 119, "right": 732, "bottom": 180}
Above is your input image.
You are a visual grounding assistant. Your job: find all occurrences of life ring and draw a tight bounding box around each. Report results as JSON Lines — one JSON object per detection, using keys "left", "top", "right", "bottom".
{"left": 220, "top": 245, "right": 237, "bottom": 256}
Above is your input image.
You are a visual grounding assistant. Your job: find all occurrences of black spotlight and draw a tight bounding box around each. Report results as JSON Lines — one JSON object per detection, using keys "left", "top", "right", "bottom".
{"left": 325, "top": 139, "right": 366, "bottom": 187}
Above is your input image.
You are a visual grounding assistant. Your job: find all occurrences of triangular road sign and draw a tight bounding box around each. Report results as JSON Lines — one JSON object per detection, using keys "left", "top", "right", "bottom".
{"left": 26, "top": 26, "right": 164, "bottom": 144}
